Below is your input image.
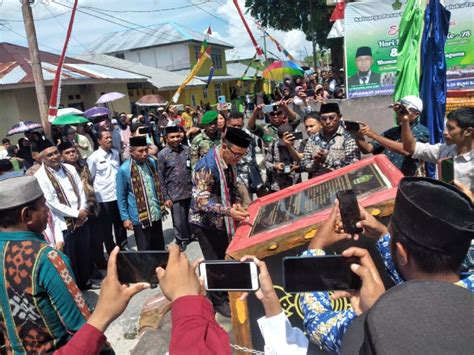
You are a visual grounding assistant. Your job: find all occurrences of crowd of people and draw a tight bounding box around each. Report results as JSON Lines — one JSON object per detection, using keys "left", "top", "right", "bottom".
{"left": 0, "top": 93, "right": 473, "bottom": 354}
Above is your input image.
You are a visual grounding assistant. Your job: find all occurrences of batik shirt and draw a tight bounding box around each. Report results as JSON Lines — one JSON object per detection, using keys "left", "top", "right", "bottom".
{"left": 157, "top": 145, "right": 192, "bottom": 202}
{"left": 0, "top": 231, "right": 90, "bottom": 354}
{"left": 265, "top": 140, "right": 301, "bottom": 191}
{"left": 190, "top": 131, "right": 221, "bottom": 169}
{"left": 189, "top": 147, "right": 239, "bottom": 232}
{"left": 236, "top": 129, "right": 258, "bottom": 187}
{"left": 302, "top": 125, "right": 361, "bottom": 178}
{"left": 371, "top": 121, "right": 430, "bottom": 176}
{"left": 300, "top": 234, "right": 474, "bottom": 354}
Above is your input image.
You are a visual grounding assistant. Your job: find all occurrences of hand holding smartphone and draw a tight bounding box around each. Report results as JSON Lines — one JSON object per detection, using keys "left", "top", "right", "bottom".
{"left": 283, "top": 255, "right": 361, "bottom": 292}
{"left": 116, "top": 251, "right": 169, "bottom": 285}
{"left": 199, "top": 261, "right": 259, "bottom": 291}
{"left": 337, "top": 189, "right": 363, "bottom": 235}
{"left": 438, "top": 157, "right": 455, "bottom": 184}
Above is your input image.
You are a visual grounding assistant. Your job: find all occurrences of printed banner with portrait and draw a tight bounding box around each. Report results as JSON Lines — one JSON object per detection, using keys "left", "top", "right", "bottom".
{"left": 344, "top": 0, "right": 474, "bottom": 99}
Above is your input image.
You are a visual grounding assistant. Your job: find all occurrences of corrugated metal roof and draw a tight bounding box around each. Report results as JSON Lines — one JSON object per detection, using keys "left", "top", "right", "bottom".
{"left": 226, "top": 63, "right": 260, "bottom": 79}
{"left": 0, "top": 43, "right": 148, "bottom": 88}
{"left": 75, "top": 53, "right": 206, "bottom": 90}
{"left": 89, "top": 22, "right": 233, "bottom": 54}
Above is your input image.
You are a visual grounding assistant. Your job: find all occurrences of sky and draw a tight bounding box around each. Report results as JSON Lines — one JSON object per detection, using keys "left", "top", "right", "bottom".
{"left": 0, "top": 0, "right": 314, "bottom": 62}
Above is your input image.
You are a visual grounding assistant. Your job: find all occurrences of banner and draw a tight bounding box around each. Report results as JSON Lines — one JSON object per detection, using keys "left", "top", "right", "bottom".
{"left": 344, "top": 0, "right": 474, "bottom": 99}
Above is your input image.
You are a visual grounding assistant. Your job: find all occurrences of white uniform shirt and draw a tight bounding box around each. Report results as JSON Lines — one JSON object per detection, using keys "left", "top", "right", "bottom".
{"left": 35, "top": 163, "right": 87, "bottom": 232}
{"left": 87, "top": 147, "right": 120, "bottom": 203}
{"left": 258, "top": 312, "right": 308, "bottom": 355}
{"left": 413, "top": 142, "right": 473, "bottom": 190}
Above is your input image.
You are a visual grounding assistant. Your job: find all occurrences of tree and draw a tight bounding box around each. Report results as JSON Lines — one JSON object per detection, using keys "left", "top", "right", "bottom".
{"left": 245, "top": 0, "right": 333, "bottom": 49}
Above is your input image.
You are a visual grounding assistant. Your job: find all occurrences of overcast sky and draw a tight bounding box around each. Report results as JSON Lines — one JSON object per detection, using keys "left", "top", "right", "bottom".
{"left": 0, "top": 0, "right": 313, "bottom": 62}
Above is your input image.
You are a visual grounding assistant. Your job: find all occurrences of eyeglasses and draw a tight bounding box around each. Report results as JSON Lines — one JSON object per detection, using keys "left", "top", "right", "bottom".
{"left": 320, "top": 114, "right": 338, "bottom": 122}
{"left": 227, "top": 145, "right": 245, "bottom": 159}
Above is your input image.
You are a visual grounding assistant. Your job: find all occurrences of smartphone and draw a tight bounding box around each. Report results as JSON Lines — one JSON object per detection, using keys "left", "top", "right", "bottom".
{"left": 116, "top": 251, "right": 169, "bottom": 285}
{"left": 218, "top": 95, "right": 226, "bottom": 104}
{"left": 306, "top": 89, "right": 315, "bottom": 97}
{"left": 263, "top": 104, "right": 276, "bottom": 113}
{"left": 336, "top": 189, "right": 363, "bottom": 235}
{"left": 389, "top": 103, "right": 409, "bottom": 115}
{"left": 282, "top": 255, "right": 361, "bottom": 292}
{"left": 138, "top": 126, "right": 148, "bottom": 135}
{"left": 344, "top": 120, "right": 361, "bottom": 132}
{"left": 292, "top": 131, "right": 304, "bottom": 140}
{"left": 438, "top": 157, "right": 455, "bottom": 184}
{"left": 199, "top": 261, "right": 259, "bottom": 291}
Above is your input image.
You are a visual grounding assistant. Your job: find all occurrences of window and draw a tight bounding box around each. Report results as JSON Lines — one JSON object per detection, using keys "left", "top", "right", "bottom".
{"left": 115, "top": 53, "right": 125, "bottom": 59}
{"left": 211, "top": 49, "right": 223, "bottom": 69}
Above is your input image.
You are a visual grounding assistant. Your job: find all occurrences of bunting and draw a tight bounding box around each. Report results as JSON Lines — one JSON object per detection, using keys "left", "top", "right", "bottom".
{"left": 263, "top": 30, "right": 297, "bottom": 62}
{"left": 47, "top": 0, "right": 79, "bottom": 122}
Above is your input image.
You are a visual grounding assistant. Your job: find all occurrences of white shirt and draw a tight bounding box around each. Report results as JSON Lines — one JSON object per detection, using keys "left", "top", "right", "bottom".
{"left": 258, "top": 312, "right": 308, "bottom": 355}
{"left": 413, "top": 142, "right": 473, "bottom": 190}
{"left": 35, "top": 163, "right": 87, "bottom": 231}
{"left": 87, "top": 147, "right": 120, "bottom": 202}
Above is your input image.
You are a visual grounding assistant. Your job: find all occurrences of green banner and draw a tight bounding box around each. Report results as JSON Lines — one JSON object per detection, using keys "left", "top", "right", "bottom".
{"left": 344, "top": 0, "right": 474, "bottom": 99}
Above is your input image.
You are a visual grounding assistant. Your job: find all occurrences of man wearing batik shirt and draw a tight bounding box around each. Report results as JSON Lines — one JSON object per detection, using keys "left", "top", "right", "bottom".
{"left": 302, "top": 102, "right": 360, "bottom": 178}
{"left": 34, "top": 140, "right": 91, "bottom": 289}
{"left": 0, "top": 176, "right": 91, "bottom": 353}
{"left": 300, "top": 177, "right": 474, "bottom": 354}
{"left": 116, "top": 136, "right": 165, "bottom": 250}
{"left": 157, "top": 126, "right": 193, "bottom": 250}
{"left": 189, "top": 127, "right": 251, "bottom": 317}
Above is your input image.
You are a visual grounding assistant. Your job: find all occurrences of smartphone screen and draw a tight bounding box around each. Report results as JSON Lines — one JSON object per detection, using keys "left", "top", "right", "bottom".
{"left": 116, "top": 251, "right": 169, "bottom": 285}
{"left": 292, "top": 131, "right": 304, "bottom": 140}
{"left": 344, "top": 121, "right": 361, "bottom": 132}
{"left": 306, "top": 89, "right": 315, "bottom": 97}
{"left": 138, "top": 126, "right": 148, "bottom": 135}
{"left": 337, "top": 189, "right": 363, "bottom": 234}
{"left": 283, "top": 255, "right": 361, "bottom": 292}
{"left": 438, "top": 157, "right": 455, "bottom": 184}
{"left": 263, "top": 104, "right": 275, "bottom": 113}
{"left": 200, "top": 261, "right": 259, "bottom": 291}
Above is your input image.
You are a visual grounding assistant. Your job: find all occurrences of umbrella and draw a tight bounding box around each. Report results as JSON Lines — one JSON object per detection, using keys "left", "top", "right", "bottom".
{"left": 96, "top": 92, "right": 126, "bottom": 104}
{"left": 135, "top": 94, "right": 168, "bottom": 107}
{"left": 52, "top": 114, "right": 89, "bottom": 126}
{"left": 262, "top": 60, "right": 304, "bottom": 81}
{"left": 84, "top": 106, "right": 111, "bottom": 118}
{"left": 48, "top": 108, "right": 84, "bottom": 123}
{"left": 7, "top": 121, "right": 42, "bottom": 136}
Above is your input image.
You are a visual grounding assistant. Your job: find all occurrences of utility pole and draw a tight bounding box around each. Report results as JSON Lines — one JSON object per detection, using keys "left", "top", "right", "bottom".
{"left": 309, "top": 0, "right": 318, "bottom": 70}
{"left": 21, "top": 0, "right": 50, "bottom": 138}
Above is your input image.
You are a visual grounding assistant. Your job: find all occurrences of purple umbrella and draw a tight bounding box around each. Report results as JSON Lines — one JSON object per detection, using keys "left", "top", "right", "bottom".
{"left": 7, "top": 121, "right": 42, "bottom": 136}
{"left": 96, "top": 92, "right": 126, "bottom": 104}
{"left": 84, "top": 106, "right": 111, "bottom": 118}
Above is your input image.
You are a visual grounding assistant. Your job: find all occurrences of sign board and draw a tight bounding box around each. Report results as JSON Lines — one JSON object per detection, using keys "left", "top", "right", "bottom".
{"left": 344, "top": 0, "right": 474, "bottom": 98}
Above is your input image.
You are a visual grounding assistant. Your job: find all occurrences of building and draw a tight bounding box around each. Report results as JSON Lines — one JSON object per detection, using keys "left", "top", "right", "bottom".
{"left": 0, "top": 42, "right": 148, "bottom": 138}
{"left": 89, "top": 22, "right": 241, "bottom": 106}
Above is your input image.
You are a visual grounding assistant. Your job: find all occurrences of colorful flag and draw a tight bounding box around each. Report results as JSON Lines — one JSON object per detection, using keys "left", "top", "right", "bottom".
{"left": 393, "top": 0, "right": 425, "bottom": 102}
{"left": 206, "top": 66, "right": 214, "bottom": 89}
{"left": 263, "top": 30, "right": 297, "bottom": 62}
{"left": 47, "top": 0, "right": 79, "bottom": 122}
{"left": 232, "top": 0, "right": 264, "bottom": 60}
{"left": 330, "top": 0, "right": 345, "bottom": 22}
{"left": 172, "top": 30, "right": 212, "bottom": 103}
{"left": 420, "top": 0, "right": 451, "bottom": 176}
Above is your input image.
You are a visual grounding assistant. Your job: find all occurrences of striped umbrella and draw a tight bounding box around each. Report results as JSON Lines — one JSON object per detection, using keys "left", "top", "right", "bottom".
{"left": 262, "top": 60, "right": 304, "bottom": 81}
{"left": 7, "top": 121, "right": 42, "bottom": 136}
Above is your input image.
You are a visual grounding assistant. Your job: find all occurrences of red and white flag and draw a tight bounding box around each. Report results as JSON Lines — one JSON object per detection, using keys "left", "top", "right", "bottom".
{"left": 330, "top": 0, "right": 345, "bottom": 22}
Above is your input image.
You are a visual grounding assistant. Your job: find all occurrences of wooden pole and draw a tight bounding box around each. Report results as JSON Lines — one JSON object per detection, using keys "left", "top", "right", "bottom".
{"left": 20, "top": 0, "right": 51, "bottom": 138}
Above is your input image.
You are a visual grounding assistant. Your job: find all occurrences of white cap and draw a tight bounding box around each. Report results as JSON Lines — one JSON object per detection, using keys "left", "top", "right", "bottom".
{"left": 111, "top": 119, "right": 118, "bottom": 125}
{"left": 400, "top": 96, "right": 423, "bottom": 113}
